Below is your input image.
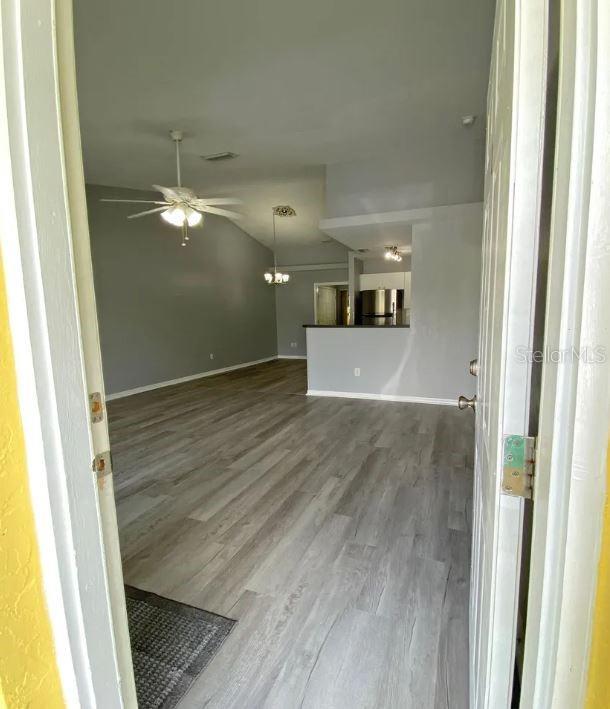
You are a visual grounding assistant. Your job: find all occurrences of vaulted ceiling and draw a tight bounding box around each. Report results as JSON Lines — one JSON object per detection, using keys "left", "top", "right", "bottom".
{"left": 74, "top": 0, "right": 494, "bottom": 248}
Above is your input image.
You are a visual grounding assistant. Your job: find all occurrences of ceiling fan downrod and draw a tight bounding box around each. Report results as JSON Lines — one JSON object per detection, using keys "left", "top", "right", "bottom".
{"left": 171, "top": 130, "right": 189, "bottom": 246}
{"left": 170, "top": 129, "right": 183, "bottom": 188}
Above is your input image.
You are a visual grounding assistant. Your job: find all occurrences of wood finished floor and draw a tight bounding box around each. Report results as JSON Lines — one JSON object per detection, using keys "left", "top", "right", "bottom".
{"left": 110, "top": 359, "right": 474, "bottom": 709}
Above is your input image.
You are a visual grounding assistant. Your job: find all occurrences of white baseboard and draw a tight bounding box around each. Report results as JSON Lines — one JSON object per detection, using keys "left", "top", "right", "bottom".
{"left": 278, "top": 355, "right": 307, "bottom": 360}
{"left": 106, "top": 356, "right": 278, "bottom": 400}
{"left": 306, "top": 389, "right": 456, "bottom": 406}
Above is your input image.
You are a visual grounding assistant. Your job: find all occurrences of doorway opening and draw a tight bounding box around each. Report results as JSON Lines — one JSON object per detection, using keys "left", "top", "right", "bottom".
{"left": 314, "top": 282, "right": 348, "bottom": 326}
{"left": 3, "top": 0, "right": 609, "bottom": 706}
{"left": 62, "top": 0, "right": 533, "bottom": 706}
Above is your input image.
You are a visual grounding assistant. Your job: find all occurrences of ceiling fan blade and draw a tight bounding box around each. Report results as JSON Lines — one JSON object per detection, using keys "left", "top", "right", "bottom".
{"left": 127, "top": 206, "right": 168, "bottom": 219}
{"left": 191, "top": 197, "right": 243, "bottom": 208}
{"left": 152, "top": 184, "right": 181, "bottom": 201}
{"left": 200, "top": 206, "right": 242, "bottom": 220}
{"left": 100, "top": 199, "right": 168, "bottom": 205}
{"left": 153, "top": 184, "right": 196, "bottom": 201}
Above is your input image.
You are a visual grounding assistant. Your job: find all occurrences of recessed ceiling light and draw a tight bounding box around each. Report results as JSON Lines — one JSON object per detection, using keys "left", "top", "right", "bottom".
{"left": 461, "top": 115, "right": 477, "bottom": 127}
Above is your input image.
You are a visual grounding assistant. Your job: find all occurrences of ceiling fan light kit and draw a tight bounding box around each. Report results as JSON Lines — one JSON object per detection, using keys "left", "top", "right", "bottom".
{"left": 161, "top": 205, "right": 203, "bottom": 228}
{"left": 101, "top": 130, "right": 241, "bottom": 246}
{"left": 264, "top": 205, "right": 296, "bottom": 286}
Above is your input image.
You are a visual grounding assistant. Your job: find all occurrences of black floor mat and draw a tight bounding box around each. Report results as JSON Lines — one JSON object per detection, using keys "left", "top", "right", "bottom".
{"left": 125, "top": 586, "right": 235, "bottom": 708}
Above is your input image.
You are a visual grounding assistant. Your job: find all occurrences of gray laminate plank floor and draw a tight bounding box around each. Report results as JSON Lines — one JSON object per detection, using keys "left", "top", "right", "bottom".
{"left": 109, "top": 359, "right": 474, "bottom": 709}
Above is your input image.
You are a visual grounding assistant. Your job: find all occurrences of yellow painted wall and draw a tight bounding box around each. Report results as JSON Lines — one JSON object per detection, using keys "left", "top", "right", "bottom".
{"left": 0, "top": 257, "right": 64, "bottom": 707}
{"left": 586, "top": 438, "right": 610, "bottom": 708}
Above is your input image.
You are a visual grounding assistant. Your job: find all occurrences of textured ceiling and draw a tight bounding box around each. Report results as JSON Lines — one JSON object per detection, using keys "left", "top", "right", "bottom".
{"left": 74, "top": 0, "right": 494, "bottom": 247}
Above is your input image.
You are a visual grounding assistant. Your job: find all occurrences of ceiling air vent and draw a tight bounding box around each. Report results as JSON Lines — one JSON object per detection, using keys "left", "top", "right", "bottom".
{"left": 201, "top": 151, "right": 238, "bottom": 162}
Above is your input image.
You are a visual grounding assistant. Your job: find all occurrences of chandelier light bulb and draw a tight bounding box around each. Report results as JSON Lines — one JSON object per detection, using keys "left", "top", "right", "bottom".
{"left": 264, "top": 269, "right": 290, "bottom": 285}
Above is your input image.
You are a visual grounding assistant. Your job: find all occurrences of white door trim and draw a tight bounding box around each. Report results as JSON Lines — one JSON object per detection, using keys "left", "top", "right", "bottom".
{"left": 0, "top": 0, "right": 123, "bottom": 705}
{"left": 521, "top": 1, "right": 610, "bottom": 706}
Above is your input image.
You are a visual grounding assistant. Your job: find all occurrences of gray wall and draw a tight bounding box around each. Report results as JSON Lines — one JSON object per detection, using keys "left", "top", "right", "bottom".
{"left": 306, "top": 204, "right": 482, "bottom": 400}
{"left": 275, "top": 241, "right": 348, "bottom": 266}
{"left": 361, "top": 256, "right": 412, "bottom": 273}
{"left": 88, "top": 184, "right": 277, "bottom": 395}
{"left": 275, "top": 268, "right": 348, "bottom": 357}
{"left": 325, "top": 141, "right": 485, "bottom": 218}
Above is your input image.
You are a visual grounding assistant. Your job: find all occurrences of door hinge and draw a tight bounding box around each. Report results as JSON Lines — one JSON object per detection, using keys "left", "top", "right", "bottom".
{"left": 89, "top": 391, "right": 104, "bottom": 423}
{"left": 92, "top": 450, "right": 112, "bottom": 480}
{"left": 501, "top": 435, "right": 535, "bottom": 499}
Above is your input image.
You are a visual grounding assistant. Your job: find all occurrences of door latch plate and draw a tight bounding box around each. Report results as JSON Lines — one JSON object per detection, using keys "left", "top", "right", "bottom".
{"left": 501, "top": 435, "right": 535, "bottom": 499}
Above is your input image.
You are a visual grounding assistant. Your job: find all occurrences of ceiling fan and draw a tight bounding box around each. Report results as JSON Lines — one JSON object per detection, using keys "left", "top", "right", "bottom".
{"left": 101, "top": 130, "right": 242, "bottom": 246}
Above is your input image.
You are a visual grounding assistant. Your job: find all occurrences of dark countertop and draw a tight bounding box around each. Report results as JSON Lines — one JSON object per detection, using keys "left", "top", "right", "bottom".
{"left": 303, "top": 324, "right": 410, "bottom": 329}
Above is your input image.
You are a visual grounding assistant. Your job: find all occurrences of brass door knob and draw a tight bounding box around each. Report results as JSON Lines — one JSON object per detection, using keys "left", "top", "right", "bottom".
{"left": 458, "top": 395, "right": 477, "bottom": 411}
{"left": 469, "top": 359, "right": 479, "bottom": 376}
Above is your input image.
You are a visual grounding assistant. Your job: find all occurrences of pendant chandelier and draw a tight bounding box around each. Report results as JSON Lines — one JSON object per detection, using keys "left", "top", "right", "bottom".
{"left": 264, "top": 205, "right": 296, "bottom": 285}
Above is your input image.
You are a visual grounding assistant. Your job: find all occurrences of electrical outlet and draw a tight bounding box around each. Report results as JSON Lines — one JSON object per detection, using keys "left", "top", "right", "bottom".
{"left": 209, "top": 353, "right": 214, "bottom": 360}
{"left": 354, "top": 367, "right": 361, "bottom": 377}
{"left": 290, "top": 341, "right": 298, "bottom": 348}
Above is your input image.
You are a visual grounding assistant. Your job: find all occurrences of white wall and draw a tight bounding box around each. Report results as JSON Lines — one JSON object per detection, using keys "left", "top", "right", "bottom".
{"left": 307, "top": 204, "right": 482, "bottom": 401}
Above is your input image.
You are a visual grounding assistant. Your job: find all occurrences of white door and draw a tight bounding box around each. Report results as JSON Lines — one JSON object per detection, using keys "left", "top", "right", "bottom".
{"left": 469, "top": 0, "right": 548, "bottom": 706}
{"left": 55, "top": 2, "right": 137, "bottom": 705}
{"left": 316, "top": 286, "right": 338, "bottom": 325}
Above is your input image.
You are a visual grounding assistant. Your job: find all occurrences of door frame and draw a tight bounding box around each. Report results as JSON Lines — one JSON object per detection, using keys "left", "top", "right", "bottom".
{"left": 0, "top": 0, "right": 608, "bottom": 707}
{"left": 0, "top": 0, "right": 127, "bottom": 705}
{"left": 520, "top": 1, "right": 610, "bottom": 706}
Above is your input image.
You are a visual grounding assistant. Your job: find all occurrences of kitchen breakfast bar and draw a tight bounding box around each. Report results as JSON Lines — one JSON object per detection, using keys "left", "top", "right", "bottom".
{"left": 303, "top": 323, "right": 426, "bottom": 403}
{"left": 303, "top": 317, "right": 466, "bottom": 406}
